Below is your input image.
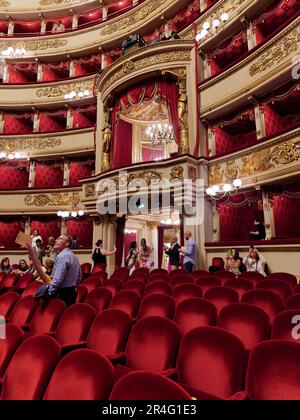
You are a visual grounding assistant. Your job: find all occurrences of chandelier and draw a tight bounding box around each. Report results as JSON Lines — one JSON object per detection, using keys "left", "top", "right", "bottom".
{"left": 206, "top": 178, "right": 242, "bottom": 200}
{"left": 57, "top": 209, "right": 85, "bottom": 219}
{"left": 1, "top": 46, "right": 27, "bottom": 57}
{"left": 145, "top": 123, "right": 175, "bottom": 146}
{"left": 64, "top": 90, "right": 90, "bottom": 100}
{"left": 195, "top": 12, "right": 229, "bottom": 42}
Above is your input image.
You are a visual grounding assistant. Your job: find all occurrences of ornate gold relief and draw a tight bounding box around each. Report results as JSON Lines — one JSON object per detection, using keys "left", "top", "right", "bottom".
{"left": 146, "top": 221, "right": 159, "bottom": 230}
{"left": 36, "top": 80, "right": 93, "bottom": 98}
{"left": 85, "top": 183, "right": 96, "bottom": 199}
{"left": 0, "top": 137, "right": 61, "bottom": 152}
{"left": 102, "top": 109, "right": 112, "bottom": 172}
{"left": 188, "top": 166, "right": 197, "bottom": 181}
{"left": 40, "top": 0, "right": 74, "bottom": 4}
{"left": 209, "top": 164, "right": 224, "bottom": 185}
{"left": 225, "top": 161, "right": 238, "bottom": 180}
{"left": 0, "top": 39, "right": 67, "bottom": 52}
{"left": 249, "top": 29, "right": 300, "bottom": 76}
{"left": 178, "top": 76, "right": 189, "bottom": 155}
{"left": 128, "top": 170, "right": 162, "bottom": 186}
{"left": 170, "top": 166, "right": 184, "bottom": 181}
{"left": 25, "top": 192, "right": 80, "bottom": 207}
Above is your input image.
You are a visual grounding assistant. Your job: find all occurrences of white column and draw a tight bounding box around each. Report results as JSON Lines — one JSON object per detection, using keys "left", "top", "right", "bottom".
{"left": 101, "top": 53, "right": 106, "bottom": 71}
{"left": 37, "top": 61, "right": 43, "bottom": 82}
{"left": 72, "top": 13, "right": 78, "bottom": 30}
{"left": 2, "top": 62, "right": 9, "bottom": 83}
{"left": 96, "top": 96, "right": 104, "bottom": 174}
{"left": 262, "top": 192, "right": 275, "bottom": 240}
{"left": 102, "top": 6, "right": 108, "bottom": 21}
{"left": 28, "top": 160, "right": 36, "bottom": 188}
{"left": 25, "top": 217, "right": 31, "bottom": 235}
{"left": 66, "top": 107, "right": 73, "bottom": 129}
{"left": 200, "top": 0, "right": 206, "bottom": 12}
{"left": 207, "top": 125, "right": 216, "bottom": 156}
{"left": 246, "top": 22, "right": 257, "bottom": 50}
{"left": 69, "top": 59, "right": 75, "bottom": 78}
{"left": 7, "top": 18, "right": 14, "bottom": 36}
{"left": 212, "top": 201, "right": 220, "bottom": 242}
{"left": 0, "top": 112, "right": 4, "bottom": 133}
{"left": 203, "top": 54, "right": 211, "bottom": 79}
{"left": 253, "top": 103, "right": 266, "bottom": 140}
{"left": 40, "top": 17, "right": 46, "bottom": 34}
{"left": 33, "top": 111, "right": 39, "bottom": 132}
{"left": 63, "top": 160, "right": 70, "bottom": 186}
{"left": 61, "top": 219, "right": 67, "bottom": 235}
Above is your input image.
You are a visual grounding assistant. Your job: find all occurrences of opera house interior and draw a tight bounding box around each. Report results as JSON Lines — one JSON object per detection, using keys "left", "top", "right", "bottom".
{"left": 0, "top": 0, "right": 299, "bottom": 401}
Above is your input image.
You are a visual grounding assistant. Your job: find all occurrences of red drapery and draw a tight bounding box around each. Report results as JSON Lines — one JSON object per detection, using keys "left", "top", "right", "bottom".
{"left": 115, "top": 216, "right": 126, "bottom": 268}
{"left": 157, "top": 226, "right": 164, "bottom": 269}
{"left": 112, "top": 119, "right": 132, "bottom": 169}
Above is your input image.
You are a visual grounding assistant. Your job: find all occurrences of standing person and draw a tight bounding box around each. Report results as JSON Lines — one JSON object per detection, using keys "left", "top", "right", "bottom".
{"left": 243, "top": 246, "right": 266, "bottom": 277}
{"left": 26, "top": 234, "right": 82, "bottom": 306}
{"left": 164, "top": 236, "right": 181, "bottom": 270}
{"left": 181, "top": 231, "right": 196, "bottom": 274}
{"left": 46, "top": 236, "right": 57, "bottom": 261}
{"left": 31, "top": 229, "right": 43, "bottom": 247}
{"left": 139, "top": 238, "right": 154, "bottom": 270}
{"left": 250, "top": 219, "right": 266, "bottom": 240}
{"left": 0, "top": 257, "right": 12, "bottom": 274}
{"left": 33, "top": 239, "right": 45, "bottom": 264}
{"left": 125, "top": 241, "right": 139, "bottom": 274}
{"left": 225, "top": 249, "right": 242, "bottom": 276}
{"left": 92, "top": 240, "right": 116, "bottom": 266}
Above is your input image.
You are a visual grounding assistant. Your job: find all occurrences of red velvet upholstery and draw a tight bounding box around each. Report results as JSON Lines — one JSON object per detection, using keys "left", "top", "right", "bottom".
{"left": 132, "top": 267, "right": 149, "bottom": 276}
{"left": 3, "top": 114, "right": 33, "bottom": 134}
{"left": 272, "top": 195, "right": 300, "bottom": 238}
{"left": 115, "top": 316, "right": 181, "bottom": 377}
{"left": 30, "top": 217, "right": 61, "bottom": 244}
{"left": 54, "top": 303, "right": 96, "bottom": 346}
{"left": 256, "top": 279, "right": 292, "bottom": 300}
{"left": 22, "top": 281, "right": 43, "bottom": 297}
{"left": 147, "top": 273, "right": 169, "bottom": 283}
{"left": 267, "top": 272, "right": 298, "bottom": 288}
{"left": 168, "top": 269, "right": 185, "bottom": 279}
{"left": 92, "top": 271, "right": 108, "bottom": 284}
{"left": 0, "top": 273, "right": 18, "bottom": 291}
{"left": 69, "top": 161, "right": 94, "bottom": 187}
{"left": 204, "top": 287, "right": 239, "bottom": 313}
{"left": 173, "top": 298, "right": 217, "bottom": 335}
{"left": 143, "top": 281, "right": 172, "bottom": 297}
{"left": 81, "top": 263, "right": 92, "bottom": 275}
{"left": 262, "top": 104, "right": 287, "bottom": 137}
{"left": 1, "top": 335, "right": 61, "bottom": 400}
{"left": 286, "top": 293, "right": 300, "bottom": 310}
{"left": 0, "top": 324, "right": 23, "bottom": 379}
{"left": 121, "top": 279, "right": 145, "bottom": 296}
{"left": 271, "top": 309, "right": 300, "bottom": 341}
{"left": 38, "top": 114, "right": 66, "bottom": 132}
{"left": 8, "top": 296, "right": 40, "bottom": 328}
{"left": 172, "top": 283, "right": 203, "bottom": 305}
{"left": 0, "top": 273, "right": 6, "bottom": 284}
{"left": 218, "top": 303, "right": 270, "bottom": 351}
{"left": 246, "top": 340, "right": 300, "bottom": 400}
{"left": 0, "top": 165, "right": 29, "bottom": 190}
{"left": 34, "top": 162, "right": 64, "bottom": 188}
{"left": 44, "top": 349, "right": 114, "bottom": 400}
{"left": 82, "top": 277, "right": 101, "bottom": 293}
{"left": 0, "top": 218, "right": 25, "bottom": 249}
{"left": 150, "top": 268, "right": 168, "bottom": 276}
{"left": 86, "top": 309, "right": 132, "bottom": 360}
{"left": 29, "top": 299, "right": 66, "bottom": 335}
{"left": 109, "top": 371, "right": 192, "bottom": 400}
{"left": 129, "top": 273, "right": 149, "bottom": 284}
{"left": 13, "top": 273, "right": 34, "bottom": 290}
{"left": 85, "top": 287, "right": 113, "bottom": 313}
{"left": 241, "top": 289, "right": 284, "bottom": 321}
{"left": 170, "top": 274, "right": 193, "bottom": 287}
{"left": 103, "top": 278, "right": 123, "bottom": 295}
{"left": 214, "top": 271, "right": 236, "bottom": 282}
{"left": 239, "top": 274, "right": 264, "bottom": 287}
{"left": 0, "top": 292, "right": 20, "bottom": 318}
{"left": 109, "top": 290, "right": 141, "bottom": 318}
{"left": 195, "top": 276, "right": 221, "bottom": 293}
{"left": 176, "top": 326, "right": 246, "bottom": 399}
{"left": 76, "top": 285, "right": 88, "bottom": 303}
{"left": 223, "top": 278, "right": 254, "bottom": 298}
{"left": 137, "top": 293, "right": 175, "bottom": 320}
{"left": 190, "top": 270, "right": 210, "bottom": 280}
{"left": 92, "top": 263, "right": 107, "bottom": 274}
{"left": 65, "top": 218, "right": 93, "bottom": 248}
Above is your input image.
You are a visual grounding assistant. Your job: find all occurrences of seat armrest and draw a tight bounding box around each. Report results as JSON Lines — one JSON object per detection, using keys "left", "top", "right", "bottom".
{"left": 108, "top": 352, "right": 125, "bottom": 364}
{"left": 61, "top": 341, "right": 87, "bottom": 355}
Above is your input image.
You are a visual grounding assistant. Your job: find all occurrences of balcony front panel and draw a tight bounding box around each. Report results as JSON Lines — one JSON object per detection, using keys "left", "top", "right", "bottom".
{"left": 199, "top": 18, "right": 300, "bottom": 119}
{"left": 0, "top": 0, "right": 97, "bottom": 14}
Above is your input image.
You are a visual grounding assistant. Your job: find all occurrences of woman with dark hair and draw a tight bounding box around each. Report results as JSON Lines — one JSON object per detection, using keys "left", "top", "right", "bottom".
{"left": 18, "top": 259, "right": 29, "bottom": 273}
{"left": 31, "top": 229, "right": 43, "bottom": 247}
{"left": 125, "top": 241, "right": 139, "bottom": 273}
{"left": 139, "top": 238, "right": 154, "bottom": 270}
{"left": 0, "top": 257, "right": 12, "bottom": 274}
{"left": 225, "top": 249, "right": 242, "bottom": 276}
{"left": 92, "top": 240, "right": 116, "bottom": 266}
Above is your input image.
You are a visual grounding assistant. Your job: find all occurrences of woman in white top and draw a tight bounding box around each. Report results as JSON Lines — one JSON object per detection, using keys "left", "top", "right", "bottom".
{"left": 31, "top": 229, "right": 43, "bottom": 247}
{"left": 243, "top": 247, "right": 266, "bottom": 277}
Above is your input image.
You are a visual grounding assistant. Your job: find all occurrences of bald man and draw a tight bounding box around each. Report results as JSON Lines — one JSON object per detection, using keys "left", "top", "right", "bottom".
{"left": 181, "top": 231, "right": 196, "bottom": 273}
{"left": 164, "top": 236, "right": 181, "bottom": 270}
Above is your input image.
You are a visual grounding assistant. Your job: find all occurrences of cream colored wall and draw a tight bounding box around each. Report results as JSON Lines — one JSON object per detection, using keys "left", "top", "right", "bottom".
{"left": 1, "top": 249, "right": 92, "bottom": 266}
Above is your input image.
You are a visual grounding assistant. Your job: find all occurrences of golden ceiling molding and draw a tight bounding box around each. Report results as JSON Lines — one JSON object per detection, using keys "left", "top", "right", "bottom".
{"left": 0, "top": 39, "right": 67, "bottom": 51}
{"left": 36, "top": 80, "right": 93, "bottom": 98}
{"left": 249, "top": 29, "right": 300, "bottom": 76}
{"left": 0, "top": 137, "right": 61, "bottom": 152}
{"left": 25, "top": 192, "right": 80, "bottom": 207}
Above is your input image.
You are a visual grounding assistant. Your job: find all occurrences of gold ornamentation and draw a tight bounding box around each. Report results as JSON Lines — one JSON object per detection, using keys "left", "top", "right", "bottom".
{"left": 25, "top": 192, "right": 80, "bottom": 207}
{"left": 128, "top": 170, "right": 162, "bottom": 186}
{"left": 36, "top": 80, "right": 93, "bottom": 98}
{"left": 170, "top": 166, "right": 184, "bottom": 181}
{"left": 102, "top": 109, "right": 112, "bottom": 172}
{"left": 249, "top": 29, "right": 300, "bottom": 76}
{"left": 85, "top": 184, "right": 96, "bottom": 199}
{"left": 0, "top": 39, "right": 67, "bottom": 52}
{"left": 178, "top": 77, "right": 189, "bottom": 155}
{"left": 225, "top": 161, "right": 238, "bottom": 180}
{"left": 40, "top": 0, "right": 74, "bottom": 4}
{"left": 209, "top": 164, "right": 224, "bottom": 185}
{"left": 0, "top": 137, "right": 61, "bottom": 152}
{"left": 188, "top": 166, "right": 197, "bottom": 181}
{"left": 146, "top": 221, "right": 159, "bottom": 230}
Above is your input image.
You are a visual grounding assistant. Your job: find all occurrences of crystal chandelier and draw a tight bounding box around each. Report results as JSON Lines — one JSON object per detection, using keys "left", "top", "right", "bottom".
{"left": 195, "top": 12, "right": 229, "bottom": 42}
{"left": 145, "top": 122, "right": 175, "bottom": 146}
{"left": 206, "top": 179, "right": 242, "bottom": 200}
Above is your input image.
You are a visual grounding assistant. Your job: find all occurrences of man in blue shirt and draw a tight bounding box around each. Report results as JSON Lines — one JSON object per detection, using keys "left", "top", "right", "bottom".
{"left": 181, "top": 231, "right": 196, "bottom": 274}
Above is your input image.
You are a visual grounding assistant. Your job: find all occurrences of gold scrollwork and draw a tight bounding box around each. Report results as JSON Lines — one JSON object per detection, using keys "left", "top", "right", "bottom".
{"left": 85, "top": 184, "right": 96, "bottom": 199}
{"left": 188, "top": 166, "right": 197, "bottom": 181}
{"left": 25, "top": 192, "right": 80, "bottom": 207}
{"left": 170, "top": 166, "right": 184, "bottom": 181}
{"left": 0, "top": 137, "right": 61, "bottom": 152}
{"left": 36, "top": 80, "right": 93, "bottom": 98}
{"left": 0, "top": 39, "right": 67, "bottom": 52}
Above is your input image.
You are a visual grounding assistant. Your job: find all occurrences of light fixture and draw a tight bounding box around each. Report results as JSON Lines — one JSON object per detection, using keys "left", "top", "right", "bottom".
{"left": 0, "top": 151, "right": 22, "bottom": 160}
{"left": 57, "top": 208, "right": 85, "bottom": 219}
{"left": 206, "top": 179, "right": 242, "bottom": 200}
{"left": 145, "top": 100, "right": 175, "bottom": 146}
{"left": 1, "top": 46, "right": 27, "bottom": 57}
{"left": 195, "top": 11, "right": 230, "bottom": 42}
{"left": 64, "top": 90, "right": 90, "bottom": 100}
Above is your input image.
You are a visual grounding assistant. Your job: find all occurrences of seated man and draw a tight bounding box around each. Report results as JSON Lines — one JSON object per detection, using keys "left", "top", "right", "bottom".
{"left": 250, "top": 219, "right": 266, "bottom": 240}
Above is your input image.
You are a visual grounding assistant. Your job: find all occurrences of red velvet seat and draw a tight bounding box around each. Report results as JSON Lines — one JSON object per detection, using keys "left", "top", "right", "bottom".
{"left": 170, "top": 274, "right": 193, "bottom": 287}
{"left": 76, "top": 285, "right": 88, "bottom": 303}
{"left": 246, "top": 340, "right": 300, "bottom": 400}
{"left": 12, "top": 273, "right": 34, "bottom": 291}
{"left": 214, "top": 270, "right": 236, "bottom": 282}
{"left": 109, "top": 290, "right": 140, "bottom": 318}
{"left": 286, "top": 293, "right": 300, "bottom": 310}
{"left": 0, "top": 292, "right": 20, "bottom": 318}
{"left": 81, "top": 263, "right": 92, "bottom": 276}
{"left": 239, "top": 272, "right": 264, "bottom": 287}
{"left": 149, "top": 268, "right": 168, "bottom": 277}
{"left": 85, "top": 287, "right": 112, "bottom": 312}
{"left": 172, "top": 283, "right": 202, "bottom": 305}
{"left": 92, "top": 263, "right": 106, "bottom": 274}
{"left": 137, "top": 293, "right": 175, "bottom": 320}
{"left": 0, "top": 273, "right": 6, "bottom": 284}
{"left": 29, "top": 299, "right": 66, "bottom": 335}
{"left": 168, "top": 269, "right": 185, "bottom": 279}
{"left": 241, "top": 289, "right": 284, "bottom": 322}
{"left": 195, "top": 276, "right": 221, "bottom": 292}
{"left": 176, "top": 326, "right": 246, "bottom": 399}
{"left": 129, "top": 273, "right": 148, "bottom": 284}
{"left": 92, "top": 271, "right": 108, "bottom": 284}
{"left": 1, "top": 335, "right": 61, "bottom": 400}
{"left": 223, "top": 278, "right": 254, "bottom": 298}
{"left": 121, "top": 279, "right": 145, "bottom": 296}
{"left": 218, "top": 303, "right": 270, "bottom": 351}
{"left": 0, "top": 273, "right": 18, "bottom": 293}
{"left": 190, "top": 270, "right": 210, "bottom": 281}
{"left": 8, "top": 296, "right": 40, "bottom": 328}
{"left": 132, "top": 267, "right": 149, "bottom": 277}
{"left": 53, "top": 303, "right": 96, "bottom": 348}
{"left": 86, "top": 309, "right": 132, "bottom": 361}
{"left": 271, "top": 309, "right": 300, "bottom": 341}
{"left": 147, "top": 273, "right": 169, "bottom": 283}
{"left": 0, "top": 324, "right": 24, "bottom": 378}
{"left": 143, "top": 280, "right": 172, "bottom": 298}
{"left": 173, "top": 298, "right": 217, "bottom": 335}
{"left": 81, "top": 277, "right": 101, "bottom": 293}
{"left": 22, "top": 281, "right": 42, "bottom": 297}
{"left": 256, "top": 279, "right": 292, "bottom": 300}
{"left": 43, "top": 349, "right": 114, "bottom": 400}
{"left": 109, "top": 371, "right": 192, "bottom": 400}
{"left": 204, "top": 286, "right": 239, "bottom": 313}
{"left": 103, "top": 278, "right": 123, "bottom": 295}
{"left": 114, "top": 316, "right": 181, "bottom": 379}
{"left": 267, "top": 272, "right": 297, "bottom": 289}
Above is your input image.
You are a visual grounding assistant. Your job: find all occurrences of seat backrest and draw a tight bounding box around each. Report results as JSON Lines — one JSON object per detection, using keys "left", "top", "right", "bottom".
{"left": 223, "top": 278, "right": 254, "bottom": 298}
{"left": 81, "top": 263, "right": 92, "bottom": 275}
{"left": 122, "top": 279, "right": 145, "bottom": 296}
{"left": 190, "top": 270, "right": 210, "bottom": 280}
{"left": 168, "top": 269, "right": 185, "bottom": 279}
{"left": 92, "top": 271, "right": 108, "bottom": 284}
{"left": 43, "top": 349, "right": 114, "bottom": 400}
{"left": 271, "top": 309, "right": 300, "bottom": 341}
{"left": 267, "top": 272, "right": 297, "bottom": 288}
{"left": 214, "top": 271, "right": 236, "bottom": 282}
{"left": 82, "top": 277, "right": 101, "bottom": 292}
{"left": 14, "top": 273, "right": 34, "bottom": 289}
{"left": 177, "top": 326, "right": 246, "bottom": 399}
{"left": 29, "top": 299, "right": 66, "bottom": 334}
{"left": 148, "top": 273, "right": 169, "bottom": 283}
{"left": 55, "top": 303, "right": 96, "bottom": 346}
{"left": 0, "top": 291, "right": 20, "bottom": 318}
{"left": 286, "top": 293, "right": 300, "bottom": 310}
{"left": 1, "top": 335, "right": 61, "bottom": 400}
{"left": 204, "top": 286, "right": 239, "bottom": 313}
{"left": 87, "top": 309, "right": 132, "bottom": 357}
{"left": 109, "top": 371, "right": 192, "bottom": 400}
{"left": 149, "top": 268, "right": 168, "bottom": 276}
{"left": 109, "top": 290, "right": 140, "bottom": 318}
{"left": 0, "top": 324, "right": 24, "bottom": 378}
{"left": 241, "top": 289, "right": 284, "bottom": 321}
{"left": 143, "top": 281, "right": 172, "bottom": 298}
{"left": 76, "top": 285, "right": 88, "bottom": 303}
{"left": 218, "top": 303, "right": 270, "bottom": 350}
{"left": 137, "top": 293, "right": 175, "bottom": 320}
{"left": 0, "top": 273, "right": 18, "bottom": 288}
{"left": 239, "top": 271, "right": 265, "bottom": 281}
{"left": 129, "top": 273, "right": 148, "bottom": 284}
{"left": 256, "top": 279, "right": 292, "bottom": 300}
{"left": 92, "top": 263, "right": 106, "bottom": 274}
{"left": 85, "top": 287, "right": 113, "bottom": 312}
{"left": 172, "top": 283, "right": 202, "bottom": 305}
{"left": 22, "top": 281, "right": 43, "bottom": 297}
{"left": 170, "top": 274, "right": 193, "bottom": 287}
{"left": 125, "top": 316, "right": 181, "bottom": 372}
{"left": 246, "top": 340, "right": 300, "bottom": 400}
{"left": 103, "top": 278, "right": 123, "bottom": 295}
{"left": 8, "top": 296, "right": 40, "bottom": 326}
{"left": 173, "top": 298, "right": 217, "bottom": 335}
{"left": 195, "top": 276, "right": 221, "bottom": 292}
{"left": 0, "top": 272, "right": 6, "bottom": 284}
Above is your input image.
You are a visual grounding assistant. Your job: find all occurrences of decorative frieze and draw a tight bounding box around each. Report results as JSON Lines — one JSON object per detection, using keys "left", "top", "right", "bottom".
{"left": 36, "top": 80, "right": 93, "bottom": 98}
{"left": 25, "top": 192, "right": 80, "bottom": 207}
{"left": 0, "top": 137, "right": 61, "bottom": 152}
{"left": 0, "top": 39, "right": 67, "bottom": 52}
